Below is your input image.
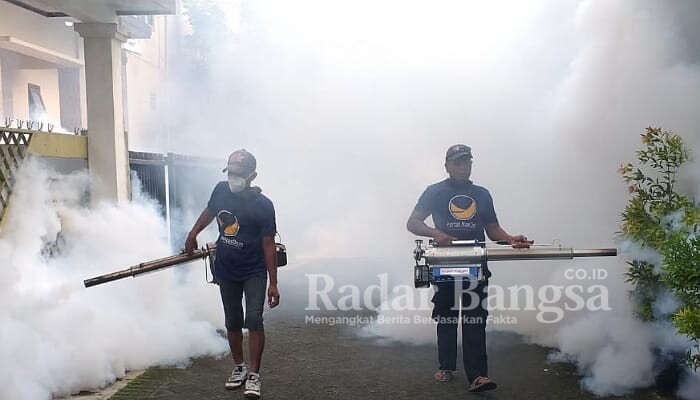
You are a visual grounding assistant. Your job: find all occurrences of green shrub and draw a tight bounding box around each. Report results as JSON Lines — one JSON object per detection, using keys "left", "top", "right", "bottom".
{"left": 619, "top": 127, "right": 700, "bottom": 369}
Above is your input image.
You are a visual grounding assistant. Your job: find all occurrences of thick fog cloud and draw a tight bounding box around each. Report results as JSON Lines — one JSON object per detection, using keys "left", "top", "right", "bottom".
{"left": 0, "top": 161, "right": 228, "bottom": 398}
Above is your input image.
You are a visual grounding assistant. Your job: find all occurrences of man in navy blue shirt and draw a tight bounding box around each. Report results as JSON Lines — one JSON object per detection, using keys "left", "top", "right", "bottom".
{"left": 407, "top": 144, "right": 530, "bottom": 392}
{"left": 185, "top": 149, "right": 278, "bottom": 399}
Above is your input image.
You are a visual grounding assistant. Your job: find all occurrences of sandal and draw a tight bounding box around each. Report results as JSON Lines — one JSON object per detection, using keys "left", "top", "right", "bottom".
{"left": 433, "top": 370, "right": 453, "bottom": 382}
{"left": 469, "top": 376, "right": 497, "bottom": 392}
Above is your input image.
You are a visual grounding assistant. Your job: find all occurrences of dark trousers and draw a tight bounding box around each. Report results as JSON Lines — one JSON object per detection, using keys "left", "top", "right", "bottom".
{"left": 218, "top": 276, "right": 268, "bottom": 331}
{"left": 431, "top": 280, "right": 489, "bottom": 383}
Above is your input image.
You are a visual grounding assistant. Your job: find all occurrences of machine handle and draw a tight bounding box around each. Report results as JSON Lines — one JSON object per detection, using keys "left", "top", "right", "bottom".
{"left": 450, "top": 240, "right": 479, "bottom": 246}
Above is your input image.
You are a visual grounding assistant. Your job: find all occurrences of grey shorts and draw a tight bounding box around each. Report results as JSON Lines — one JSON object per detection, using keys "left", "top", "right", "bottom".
{"left": 218, "top": 276, "right": 267, "bottom": 331}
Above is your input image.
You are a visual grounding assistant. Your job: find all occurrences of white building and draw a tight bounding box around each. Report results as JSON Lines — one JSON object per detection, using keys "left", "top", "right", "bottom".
{"left": 0, "top": 0, "right": 178, "bottom": 204}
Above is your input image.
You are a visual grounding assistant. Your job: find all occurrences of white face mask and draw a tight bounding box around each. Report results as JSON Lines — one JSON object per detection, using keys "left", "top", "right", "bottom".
{"left": 228, "top": 173, "right": 250, "bottom": 193}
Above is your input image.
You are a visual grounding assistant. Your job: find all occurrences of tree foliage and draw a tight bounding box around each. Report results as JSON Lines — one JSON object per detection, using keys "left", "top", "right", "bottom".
{"left": 664, "top": 234, "right": 700, "bottom": 370}
{"left": 619, "top": 127, "right": 700, "bottom": 369}
{"left": 182, "top": 0, "right": 233, "bottom": 71}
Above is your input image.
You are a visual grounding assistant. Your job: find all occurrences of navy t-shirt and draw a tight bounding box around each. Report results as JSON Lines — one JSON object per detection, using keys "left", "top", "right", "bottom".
{"left": 415, "top": 179, "right": 499, "bottom": 242}
{"left": 207, "top": 182, "right": 276, "bottom": 282}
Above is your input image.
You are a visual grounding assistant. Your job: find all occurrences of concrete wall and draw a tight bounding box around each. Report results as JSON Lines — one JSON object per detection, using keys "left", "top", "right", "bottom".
{"left": 58, "top": 67, "right": 86, "bottom": 131}
{"left": 36, "top": 156, "right": 88, "bottom": 174}
{"left": 125, "top": 16, "right": 169, "bottom": 152}
{"left": 0, "top": 49, "right": 20, "bottom": 119}
{"left": 0, "top": 53, "right": 3, "bottom": 118}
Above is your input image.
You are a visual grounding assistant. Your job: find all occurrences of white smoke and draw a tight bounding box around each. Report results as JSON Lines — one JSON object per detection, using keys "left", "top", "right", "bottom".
{"left": 680, "top": 372, "right": 700, "bottom": 400}
{"left": 547, "top": 300, "right": 691, "bottom": 395}
{"left": 128, "top": 0, "right": 700, "bottom": 398}
{"left": 0, "top": 160, "right": 228, "bottom": 399}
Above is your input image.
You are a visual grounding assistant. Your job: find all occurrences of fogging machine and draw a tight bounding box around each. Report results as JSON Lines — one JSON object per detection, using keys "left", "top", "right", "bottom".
{"left": 84, "top": 241, "right": 287, "bottom": 288}
{"left": 413, "top": 239, "right": 617, "bottom": 288}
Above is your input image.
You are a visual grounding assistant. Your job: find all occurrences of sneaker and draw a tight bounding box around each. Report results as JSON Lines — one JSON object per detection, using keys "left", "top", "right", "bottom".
{"left": 225, "top": 363, "right": 247, "bottom": 390}
{"left": 244, "top": 373, "right": 262, "bottom": 399}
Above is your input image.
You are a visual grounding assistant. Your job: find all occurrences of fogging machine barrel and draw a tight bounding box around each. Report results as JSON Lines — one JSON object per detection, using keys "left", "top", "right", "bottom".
{"left": 83, "top": 245, "right": 214, "bottom": 288}
{"left": 84, "top": 242, "right": 288, "bottom": 288}
{"left": 413, "top": 240, "right": 617, "bottom": 288}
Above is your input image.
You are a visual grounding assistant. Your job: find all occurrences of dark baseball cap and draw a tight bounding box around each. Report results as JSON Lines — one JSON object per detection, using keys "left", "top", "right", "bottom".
{"left": 445, "top": 144, "right": 472, "bottom": 161}
{"left": 222, "top": 149, "right": 256, "bottom": 176}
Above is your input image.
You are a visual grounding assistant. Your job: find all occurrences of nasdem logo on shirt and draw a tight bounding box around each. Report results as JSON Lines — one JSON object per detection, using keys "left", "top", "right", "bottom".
{"left": 448, "top": 195, "right": 477, "bottom": 220}
{"left": 217, "top": 210, "right": 240, "bottom": 236}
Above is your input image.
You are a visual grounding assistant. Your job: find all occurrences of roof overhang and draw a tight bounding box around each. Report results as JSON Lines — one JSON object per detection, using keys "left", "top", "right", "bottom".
{"left": 2, "top": 0, "right": 176, "bottom": 23}
{"left": 0, "top": 36, "right": 84, "bottom": 68}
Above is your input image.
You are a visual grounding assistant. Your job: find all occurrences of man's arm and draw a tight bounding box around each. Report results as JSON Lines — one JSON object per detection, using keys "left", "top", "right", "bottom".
{"left": 406, "top": 208, "right": 456, "bottom": 246}
{"left": 184, "top": 208, "right": 215, "bottom": 254}
{"left": 485, "top": 223, "right": 531, "bottom": 248}
{"left": 263, "top": 235, "right": 280, "bottom": 308}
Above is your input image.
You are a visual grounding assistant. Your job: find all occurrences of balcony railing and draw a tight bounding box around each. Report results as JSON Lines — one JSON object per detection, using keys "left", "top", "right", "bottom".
{"left": 0, "top": 126, "right": 34, "bottom": 225}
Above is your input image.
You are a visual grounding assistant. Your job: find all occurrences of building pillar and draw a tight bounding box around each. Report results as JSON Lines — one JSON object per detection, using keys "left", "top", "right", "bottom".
{"left": 58, "top": 67, "right": 83, "bottom": 132}
{"left": 74, "top": 23, "right": 130, "bottom": 204}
